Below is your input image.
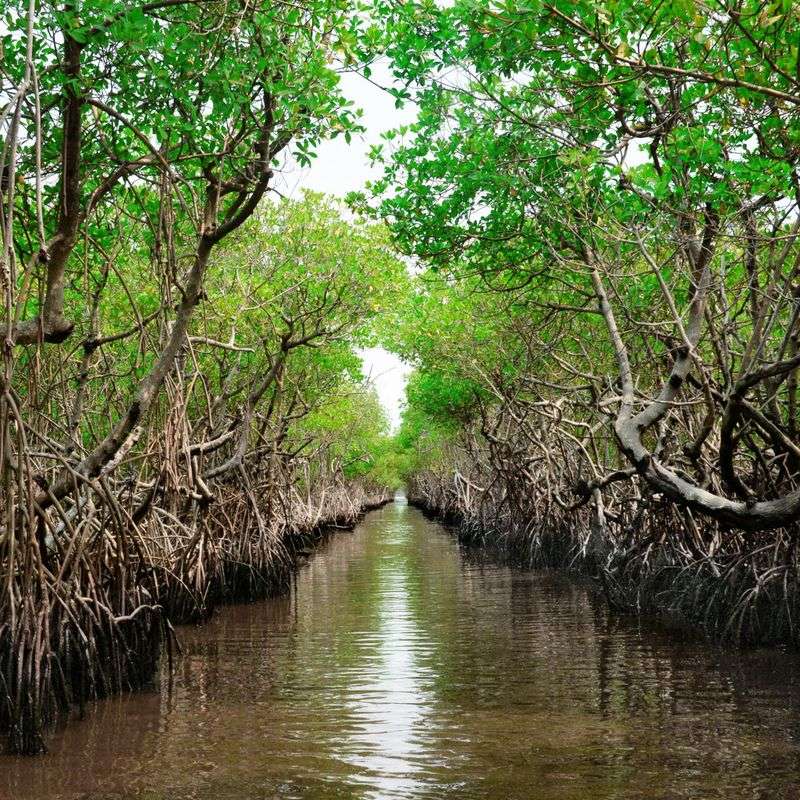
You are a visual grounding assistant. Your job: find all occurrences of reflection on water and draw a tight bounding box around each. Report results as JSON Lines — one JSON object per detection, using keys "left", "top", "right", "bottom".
{"left": 3, "top": 497, "right": 800, "bottom": 799}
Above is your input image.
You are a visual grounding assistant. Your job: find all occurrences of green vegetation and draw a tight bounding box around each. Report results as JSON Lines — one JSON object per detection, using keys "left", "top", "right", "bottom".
{"left": 3, "top": 0, "right": 800, "bottom": 755}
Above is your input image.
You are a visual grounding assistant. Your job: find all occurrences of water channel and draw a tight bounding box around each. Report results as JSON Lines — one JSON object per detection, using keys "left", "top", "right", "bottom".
{"left": 3, "top": 498, "right": 800, "bottom": 799}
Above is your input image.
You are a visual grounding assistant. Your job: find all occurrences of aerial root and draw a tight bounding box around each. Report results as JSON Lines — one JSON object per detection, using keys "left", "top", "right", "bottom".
{"left": 407, "top": 465, "right": 800, "bottom": 648}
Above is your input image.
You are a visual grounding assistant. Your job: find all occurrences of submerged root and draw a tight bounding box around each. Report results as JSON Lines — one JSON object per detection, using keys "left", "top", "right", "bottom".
{"left": 408, "top": 469, "right": 800, "bottom": 649}
{"left": 0, "top": 473, "right": 392, "bottom": 754}
{"left": 0, "top": 569, "right": 164, "bottom": 755}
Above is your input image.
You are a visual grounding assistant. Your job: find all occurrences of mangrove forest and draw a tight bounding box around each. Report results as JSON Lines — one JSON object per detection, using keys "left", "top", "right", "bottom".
{"left": 3, "top": 0, "right": 800, "bottom": 796}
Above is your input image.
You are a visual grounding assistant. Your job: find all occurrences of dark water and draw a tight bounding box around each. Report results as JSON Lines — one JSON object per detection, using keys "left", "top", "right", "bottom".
{"left": 3, "top": 498, "right": 800, "bottom": 800}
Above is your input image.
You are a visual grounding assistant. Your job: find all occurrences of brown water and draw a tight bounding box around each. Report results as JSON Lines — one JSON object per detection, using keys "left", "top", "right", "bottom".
{"left": 3, "top": 498, "right": 800, "bottom": 800}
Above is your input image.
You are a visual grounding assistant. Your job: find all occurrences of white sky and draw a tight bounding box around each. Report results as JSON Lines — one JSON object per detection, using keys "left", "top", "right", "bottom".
{"left": 278, "top": 62, "right": 416, "bottom": 431}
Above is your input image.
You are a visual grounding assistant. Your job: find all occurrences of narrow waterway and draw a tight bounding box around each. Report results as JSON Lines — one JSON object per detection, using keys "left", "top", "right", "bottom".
{"left": 3, "top": 498, "right": 800, "bottom": 799}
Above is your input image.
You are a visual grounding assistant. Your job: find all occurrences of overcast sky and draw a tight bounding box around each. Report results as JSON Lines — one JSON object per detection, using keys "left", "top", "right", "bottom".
{"left": 279, "top": 63, "right": 416, "bottom": 431}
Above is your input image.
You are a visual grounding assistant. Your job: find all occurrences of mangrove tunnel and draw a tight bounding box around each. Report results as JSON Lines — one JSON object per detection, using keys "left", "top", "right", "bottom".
{"left": 2, "top": 0, "right": 800, "bottom": 796}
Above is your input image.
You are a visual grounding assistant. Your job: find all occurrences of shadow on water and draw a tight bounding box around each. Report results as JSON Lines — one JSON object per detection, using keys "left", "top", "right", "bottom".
{"left": 3, "top": 497, "right": 800, "bottom": 799}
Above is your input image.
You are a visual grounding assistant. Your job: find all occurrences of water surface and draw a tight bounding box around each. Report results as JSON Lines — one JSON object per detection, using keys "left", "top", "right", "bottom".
{"left": 3, "top": 498, "right": 800, "bottom": 799}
